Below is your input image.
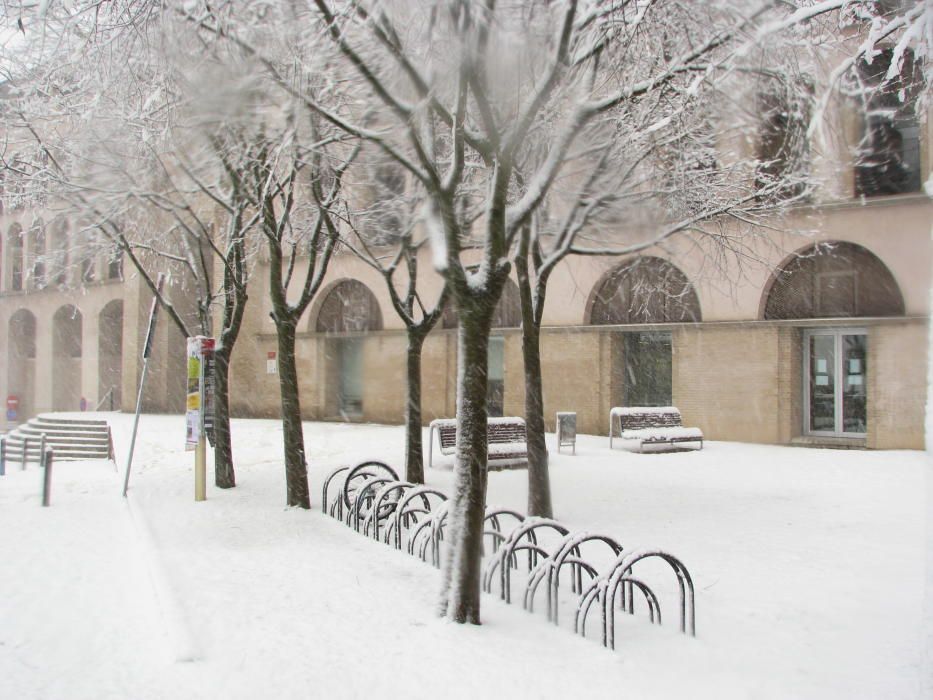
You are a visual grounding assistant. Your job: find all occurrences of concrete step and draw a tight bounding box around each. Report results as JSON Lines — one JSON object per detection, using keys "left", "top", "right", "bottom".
{"left": 5, "top": 451, "right": 110, "bottom": 460}
{"left": 5, "top": 437, "right": 110, "bottom": 449}
{"left": 13, "top": 430, "right": 109, "bottom": 443}
{"left": 35, "top": 415, "right": 109, "bottom": 428}
{"left": 27, "top": 423, "right": 110, "bottom": 434}
{"left": 2, "top": 414, "right": 114, "bottom": 464}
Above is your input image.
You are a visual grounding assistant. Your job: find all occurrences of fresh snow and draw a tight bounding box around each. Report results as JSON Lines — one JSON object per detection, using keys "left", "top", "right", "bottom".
{"left": 1, "top": 412, "right": 929, "bottom": 699}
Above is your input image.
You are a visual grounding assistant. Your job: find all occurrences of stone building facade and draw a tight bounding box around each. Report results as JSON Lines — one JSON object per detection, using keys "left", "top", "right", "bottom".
{"left": 1, "top": 45, "right": 930, "bottom": 451}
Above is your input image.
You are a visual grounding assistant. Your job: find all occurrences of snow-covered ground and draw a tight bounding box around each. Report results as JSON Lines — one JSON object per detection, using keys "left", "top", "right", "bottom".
{"left": 1, "top": 412, "right": 929, "bottom": 699}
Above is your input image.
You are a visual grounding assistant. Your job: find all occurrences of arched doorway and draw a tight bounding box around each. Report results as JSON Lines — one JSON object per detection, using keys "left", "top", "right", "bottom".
{"left": 98, "top": 300, "right": 123, "bottom": 411}
{"left": 442, "top": 278, "right": 521, "bottom": 416}
{"left": 53, "top": 305, "right": 83, "bottom": 411}
{"left": 589, "top": 257, "right": 701, "bottom": 408}
{"left": 7, "top": 309, "right": 37, "bottom": 423}
{"left": 761, "top": 241, "right": 904, "bottom": 437}
{"left": 316, "top": 280, "right": 383, "bottom": 418}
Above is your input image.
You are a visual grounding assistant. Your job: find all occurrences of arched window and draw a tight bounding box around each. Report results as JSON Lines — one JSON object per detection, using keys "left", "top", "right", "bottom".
{"left": 442, "top": 278, "right": 522, "bottom": 329}
{"left": 762, "top": 241, "right": 904, "bottom": 320}
{"left": 8, "top": 224, "right": 23, "bottom": 291}
{"left": 315, "top": 280, "right": 383, "bottom": 333}
{"left": 30, "top": 219, "right": 46, "bottom": 289}
{"left": 108, "top": 246, "right": 124, "bottom": 280}
{"left": 756, "top": 76, "right": 811, "bottom": 201}
{"left": 851, "top": 48, "right": 922, "bottom": 197}
{"left": 50, "top": 219, "right": 69, "bottom": 286}
{"left": 589, "top": 257, "right": 701, "bottom": 325}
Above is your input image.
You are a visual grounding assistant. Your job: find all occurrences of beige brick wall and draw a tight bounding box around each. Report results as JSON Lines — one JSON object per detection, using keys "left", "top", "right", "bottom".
{"left": 867, "top": 321, "right": 927, "bottom": 449}
{"left": 776, "top": 327, "right": 802, "bottom": 443}
{"left": 224, "top": 318, "right": 927, "bottom": 450}
{"left": 360, "top": 333, "right": 407, "bottom": 424}
{"left": 421, "top": 333, "right": 454, "bottom": 422}
{"left": 538, "top": 328, "right": 607, "bottom": 436}
{"left": 673, "top": 325, "right": 782, "bottom": 443}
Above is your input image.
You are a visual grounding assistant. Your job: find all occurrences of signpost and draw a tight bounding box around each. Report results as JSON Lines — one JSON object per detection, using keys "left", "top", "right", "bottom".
{"left": 186, "top": 336, "right": 215, "bottom": 502}
{"left": 122, "top": 273, "right": 165, "bottom": 498}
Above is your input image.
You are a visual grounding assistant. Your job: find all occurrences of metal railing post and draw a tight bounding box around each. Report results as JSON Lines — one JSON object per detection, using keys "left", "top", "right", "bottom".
{"left": 22, "top": 437, "right": 29, "bottom": 470}
{"left": 0, "top": 437, "right": 6, "bottom": 476}
{"left": 41, "top": 449, "right": 53, "bottom": 507}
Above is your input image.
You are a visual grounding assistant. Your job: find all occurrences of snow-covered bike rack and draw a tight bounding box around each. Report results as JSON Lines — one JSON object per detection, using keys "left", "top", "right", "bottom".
{"left": 322, "top": 461, "right": 399, "bottom": 523}
{"left": 574, "top": 548, "right": 694, "bottom": 647}
{"left": 320, "top": 461, "right": 697, "bottom": 652}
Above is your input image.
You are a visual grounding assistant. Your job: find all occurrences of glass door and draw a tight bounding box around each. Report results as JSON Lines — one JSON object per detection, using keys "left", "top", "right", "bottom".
{"left": 337, "top": 337, "right": 363, "bottom": 416}
{"left": 803, "top": 329, "right": 866, "bottom": 436}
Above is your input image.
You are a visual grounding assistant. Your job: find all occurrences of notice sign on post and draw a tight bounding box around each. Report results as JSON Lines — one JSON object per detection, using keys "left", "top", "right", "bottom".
{"left": 185, "top": 337, "right": 215, "bottom": 451}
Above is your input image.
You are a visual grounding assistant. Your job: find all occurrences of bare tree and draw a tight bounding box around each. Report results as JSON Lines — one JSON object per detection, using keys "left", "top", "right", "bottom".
{"left": 0, "top": 2, "right": 264, "bottom": 488}
{"left": 340, "top": 166, "right": 450, "bottom": 483}
{"left": 241, "top": 115, "right": 352, "bottom": 509}
{"left": 198, "top": 0, "right": 799, "bottom": 624}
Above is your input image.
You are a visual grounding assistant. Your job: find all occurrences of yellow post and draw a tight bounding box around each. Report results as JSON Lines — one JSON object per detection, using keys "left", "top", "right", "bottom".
{"left": 195, "top": 435, "right": 206, "bottom": 501}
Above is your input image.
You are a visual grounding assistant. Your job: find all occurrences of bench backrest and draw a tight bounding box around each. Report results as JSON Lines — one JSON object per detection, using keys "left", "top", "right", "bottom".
{"left": 619, "top": 409, "right": 683, "bottom": 431}
{"left": 488, "top": 422, "right": 526, "bottom": 444}
{"left": 434, "top": 419, "right": 526, "bottom": 449}
{"left": 437, "top": 424, "right": 457, "bottom": 449}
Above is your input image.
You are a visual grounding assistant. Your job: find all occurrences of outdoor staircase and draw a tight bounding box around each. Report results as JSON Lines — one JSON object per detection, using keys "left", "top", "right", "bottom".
{"left": 2, "top": 415, "right": 115, "bottom": 464}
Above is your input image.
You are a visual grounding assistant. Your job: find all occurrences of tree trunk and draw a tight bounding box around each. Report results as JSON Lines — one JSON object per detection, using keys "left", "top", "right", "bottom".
{"left": 522, "top": 321, "right": 552, "bottom": 517}
{"left": 213, "top": 347, "right": 236, "bottom": 489}
{"left": 439, "top": 309, "right": 493, "bottom": 624}
{"left": 405, "top": 330, "right": 426, "bottom": 484}
{"left": 275, "top": 318, "right": 311, "bottom": 508}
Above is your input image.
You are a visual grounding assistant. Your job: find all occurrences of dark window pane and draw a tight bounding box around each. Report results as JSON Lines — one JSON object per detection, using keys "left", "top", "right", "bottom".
{"left": 487, "top": 337, "right": 505, "bottom": 416}
{"left": 591, "top": 257, "right": 701, "bottom": 325}
{"left": 842, "top": 334, "right": 867, "bottom": 433}
{"left": 852, "top": 48, "right": 922, "bottom": 197}
{"left": 815, "top": 271, "right": 856, "bottom": 317}
{"left": 623, "top": 332, "right": 672, "bottom": 407}
{"left": 808, "top": 335, "right": 835, "bottom": 432}
{"left": 108, "top": 247, "right": 123, "bottom": 280}
{"left": 765, "top": 242, "right": 903, "bottom": 320}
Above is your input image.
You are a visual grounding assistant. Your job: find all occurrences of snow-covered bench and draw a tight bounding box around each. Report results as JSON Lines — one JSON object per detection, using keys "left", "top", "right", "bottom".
{"left": 609, "top": 407, "right": 703, "bottom": 452}
{"left": 428, "top": 417, "right": 527, "bottom": 469}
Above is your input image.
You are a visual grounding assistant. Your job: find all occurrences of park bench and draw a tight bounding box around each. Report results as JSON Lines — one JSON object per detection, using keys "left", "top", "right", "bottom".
{"left": 428, "top": 417, "right": 528, "bottom": 469}
{"left": 609, "top": 407, "right": 703, "bottom": 452}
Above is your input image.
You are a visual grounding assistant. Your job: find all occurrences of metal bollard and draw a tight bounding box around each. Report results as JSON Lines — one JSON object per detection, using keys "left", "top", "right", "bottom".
{"left": 39, "top": 433, "right": 47, "bottom": 468}
{"left": 0, "top": 437, "right": 6, "bottom": 476}
{"left": 22, "top": 437, "right": 29, "bottom": 470}
{"left": 41, "top": 449, "right": 53, "bottom": 507}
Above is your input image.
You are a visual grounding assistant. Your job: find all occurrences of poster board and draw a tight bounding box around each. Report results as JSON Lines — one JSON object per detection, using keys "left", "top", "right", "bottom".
{"left": 185, "top": 337, "right": 215, "bottom": 451}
